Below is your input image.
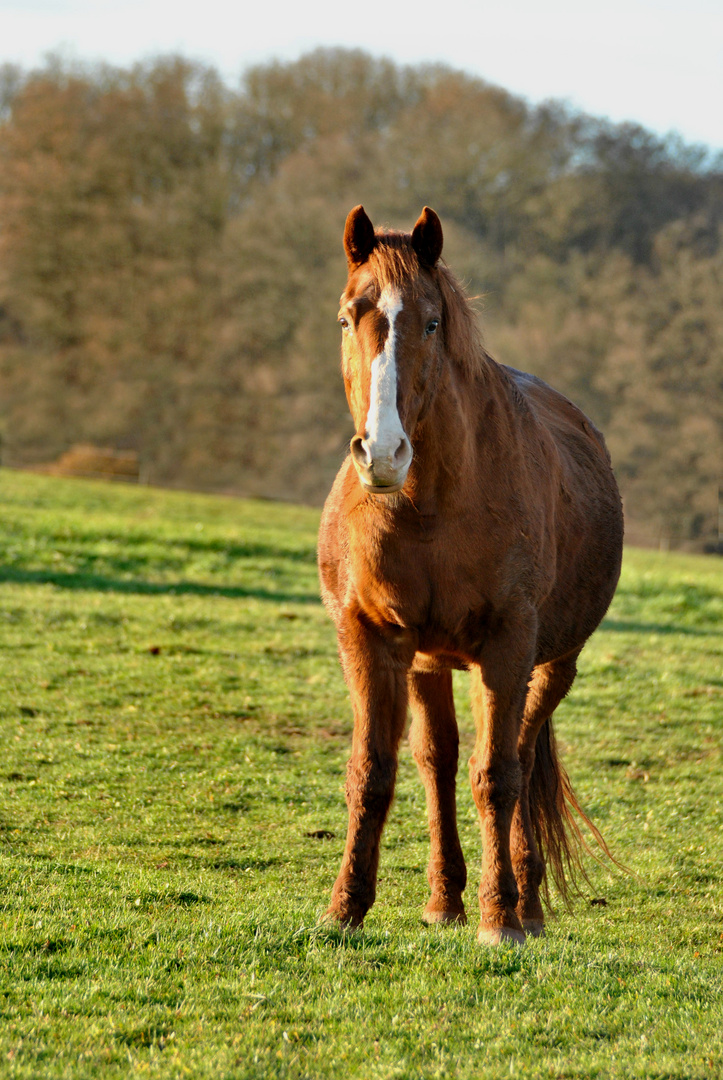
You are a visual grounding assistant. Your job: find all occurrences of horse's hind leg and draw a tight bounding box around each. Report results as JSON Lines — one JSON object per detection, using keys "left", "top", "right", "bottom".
{"left": 469, "top": 611, "right": 537, "bottom": 946}
{"left": 512, "top": 651, "right": 580, "bottom": 936}
{"left": 408, "top": 669, "right": 467, "bottom": 925}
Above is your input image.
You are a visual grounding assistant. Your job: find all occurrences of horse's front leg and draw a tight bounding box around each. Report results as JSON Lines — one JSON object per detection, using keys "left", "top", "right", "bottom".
{"left": 469, "top": 608, "right": 537, "bottom": 946}
{"left": 324, "top": 615, "right": 414, "bottom": 929}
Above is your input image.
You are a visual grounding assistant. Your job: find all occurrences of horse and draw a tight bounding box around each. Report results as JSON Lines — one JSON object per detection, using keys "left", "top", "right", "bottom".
{"left": 317, "top": 205, "right": 623, "bottom": 945}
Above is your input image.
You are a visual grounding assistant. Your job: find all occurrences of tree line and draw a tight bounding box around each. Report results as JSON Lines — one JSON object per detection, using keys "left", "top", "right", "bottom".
{"left": 0, "top": 49, "right": 720, "bottom": 549}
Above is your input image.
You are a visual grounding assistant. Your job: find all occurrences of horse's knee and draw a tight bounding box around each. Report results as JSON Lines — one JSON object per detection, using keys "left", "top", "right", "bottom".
{"left": 469, "top": 758, "right": 521, "bottom": 815}
{"left": 346, "top": 755, "right": 396, "bottom": 816}
{"left": 410, "top": 733, "right": 459, "bottom": 777}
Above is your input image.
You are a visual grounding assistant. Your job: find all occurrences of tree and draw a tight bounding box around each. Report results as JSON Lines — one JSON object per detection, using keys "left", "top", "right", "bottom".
{"left": 0, "top": 50, "right": 720, "bottom": 549}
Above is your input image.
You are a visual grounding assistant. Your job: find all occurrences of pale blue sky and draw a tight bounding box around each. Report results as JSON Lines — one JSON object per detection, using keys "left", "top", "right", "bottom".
{"left": 1, "top": 0, "right": 721, "bottom": 151}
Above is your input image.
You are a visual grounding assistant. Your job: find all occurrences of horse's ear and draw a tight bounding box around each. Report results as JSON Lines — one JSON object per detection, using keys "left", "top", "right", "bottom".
{"left": 344, "top": 205, "right": 376, "bottom": 268}
{"left": 411, "top": 206, "right": 443, "bottom": 268}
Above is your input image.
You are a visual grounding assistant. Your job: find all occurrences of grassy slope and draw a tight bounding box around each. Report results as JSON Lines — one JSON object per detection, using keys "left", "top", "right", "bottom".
{"left": 0, "top": 468, "right": 721, "bottom": 1079}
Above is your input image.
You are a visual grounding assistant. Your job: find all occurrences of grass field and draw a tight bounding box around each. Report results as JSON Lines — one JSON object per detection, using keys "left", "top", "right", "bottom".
{"left": 0, "top": 468, "right": 722, "bottom": 1079}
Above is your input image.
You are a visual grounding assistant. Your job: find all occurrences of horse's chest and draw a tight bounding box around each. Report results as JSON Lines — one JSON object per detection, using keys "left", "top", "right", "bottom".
{"left": 350, "top": 537, "right": 429, "bottom": 625}
{"left": 349, "top": 523, "right": 488, "bottom": 636}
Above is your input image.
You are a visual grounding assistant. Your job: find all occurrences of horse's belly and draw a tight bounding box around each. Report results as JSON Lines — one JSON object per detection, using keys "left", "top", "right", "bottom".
{"left": 412, "top": 651, "right": 470, "bottom": 673}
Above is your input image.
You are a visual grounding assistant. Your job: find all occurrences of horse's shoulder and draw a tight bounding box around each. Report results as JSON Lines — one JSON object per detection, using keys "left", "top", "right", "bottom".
{"left": 319, "top": 461, "right": 350, "bottom": 591}
{"left": 319, "top": 458, "right": 354, "bottom": 530}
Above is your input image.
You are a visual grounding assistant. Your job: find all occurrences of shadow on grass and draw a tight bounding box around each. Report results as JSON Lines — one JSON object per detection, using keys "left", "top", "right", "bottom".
{"left": 6, "top": 937, "right": 72, "bottom": 955}
{"left": 126, "top": 890, "right": 212, "bottom": 907}
{"left": 115, "top": 1026, "right": 175, "bottom": 1049}
{"left": 0, "top": 566, "right": 320, "bottom": 605}
{"left": 601, "top": 618, "right": 716, "bottom": 637}
{"left": 9, "top": 517, "right": 317, "bottom": 564}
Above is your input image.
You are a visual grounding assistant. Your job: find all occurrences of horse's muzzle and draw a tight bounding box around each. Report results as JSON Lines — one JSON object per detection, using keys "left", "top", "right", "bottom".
{"left": 350, "top": 433, "right": 413, "bottom": 494}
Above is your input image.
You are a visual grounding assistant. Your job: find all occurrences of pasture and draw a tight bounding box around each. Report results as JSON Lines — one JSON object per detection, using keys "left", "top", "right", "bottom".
{"left": 0, "top": 468, "right": 721, "bottom": 1078}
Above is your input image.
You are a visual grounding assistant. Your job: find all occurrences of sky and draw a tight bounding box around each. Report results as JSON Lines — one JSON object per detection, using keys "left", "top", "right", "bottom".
{"left": 1, "top": 0, "right": 722, "bottom": 152}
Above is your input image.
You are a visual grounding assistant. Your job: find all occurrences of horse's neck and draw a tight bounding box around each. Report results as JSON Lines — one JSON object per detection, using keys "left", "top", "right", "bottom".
{"left": 406, "top": 356, "right": 506, "bottom": 511}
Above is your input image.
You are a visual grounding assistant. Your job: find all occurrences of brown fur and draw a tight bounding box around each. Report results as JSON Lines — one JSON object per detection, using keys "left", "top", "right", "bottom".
{"left": 318, "top": 206, "right": 624, "bottom": 941}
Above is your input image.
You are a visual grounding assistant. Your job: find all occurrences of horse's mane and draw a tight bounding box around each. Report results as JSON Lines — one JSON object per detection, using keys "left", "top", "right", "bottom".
{"left": 367, "top": 230, "right": 489, "bottom": 378}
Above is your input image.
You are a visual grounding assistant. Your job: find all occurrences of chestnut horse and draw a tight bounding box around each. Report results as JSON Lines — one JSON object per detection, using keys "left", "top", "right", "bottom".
{"left": 318, "top": 205, "right": 623, "bottom": 945}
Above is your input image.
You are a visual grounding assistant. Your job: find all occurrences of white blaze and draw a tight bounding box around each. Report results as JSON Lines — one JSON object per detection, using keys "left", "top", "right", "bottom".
{"left": 365, "top": 285, "right": 405, "bottom": 460}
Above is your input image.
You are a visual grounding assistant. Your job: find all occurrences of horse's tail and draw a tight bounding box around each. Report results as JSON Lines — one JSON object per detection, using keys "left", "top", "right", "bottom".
{"left": 529, "top": 717, "right": 618, "bottom": 907}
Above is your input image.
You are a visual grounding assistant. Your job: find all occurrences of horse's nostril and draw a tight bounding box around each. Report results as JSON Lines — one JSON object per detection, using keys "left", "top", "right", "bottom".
{"left": 350, "top": 435, "right": 371, "bottom": 467}
{"left": 351, "top": 433, "right": 411, "bottom": 477}
{"left": 393, "top": 436, "right": 412, "bottom": 466}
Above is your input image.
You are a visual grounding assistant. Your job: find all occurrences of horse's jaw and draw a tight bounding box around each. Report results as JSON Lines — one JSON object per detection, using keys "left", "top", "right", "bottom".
{"left": 353, "top": 456, "right": 412, "bottom": 495}
{"left": 358, "top": 479, "right": 406, "bottom": 495}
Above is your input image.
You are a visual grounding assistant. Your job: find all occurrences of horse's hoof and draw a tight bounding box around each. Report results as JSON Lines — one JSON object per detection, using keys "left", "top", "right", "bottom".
{"left": 422, "top": 907, "right": 467, "bottom": 926}
{"left": 319, "top": 909, "right": 363, "bottom": 932}
{"left": 521, "top": 918, "right": 545, "bottom": 937}
{"left": 477, "top": 924, "right": 526, "bottom": 947}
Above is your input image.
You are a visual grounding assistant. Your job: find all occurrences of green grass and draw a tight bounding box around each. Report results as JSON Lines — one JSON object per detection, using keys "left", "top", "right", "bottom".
{"left": 0, "top": 467, "right": 721, "bottom": 1079}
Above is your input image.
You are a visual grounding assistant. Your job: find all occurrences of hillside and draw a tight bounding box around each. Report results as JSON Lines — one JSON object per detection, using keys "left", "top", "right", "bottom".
{"left": 0, "top": 469, "right": 722, "bottom": 1076}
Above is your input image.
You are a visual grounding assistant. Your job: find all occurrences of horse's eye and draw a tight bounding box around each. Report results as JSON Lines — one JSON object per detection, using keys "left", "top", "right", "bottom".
{"left": 426, "top": 319, "right": 439, "bottom": 336}
{"left": 338, "top": 317, "right": 350, "bottom": 332}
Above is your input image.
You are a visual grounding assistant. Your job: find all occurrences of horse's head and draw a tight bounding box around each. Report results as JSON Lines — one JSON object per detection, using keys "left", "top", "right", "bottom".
{"left": 338, "top": 205, "right": 446, "bottom": 495}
